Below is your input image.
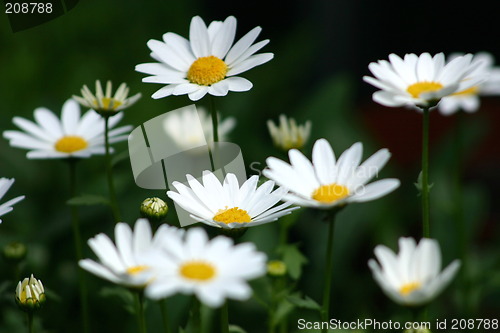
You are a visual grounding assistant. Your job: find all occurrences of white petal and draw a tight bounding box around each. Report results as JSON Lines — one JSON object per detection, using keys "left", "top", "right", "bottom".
{"left": 211, "top": 16, "right": 236, "bottom": 59}
{"left": 190, "top": 16, "right": 211, "bottom": 58}
{"left": 227, "top": 53, "right": 273, "bottom": 76}
{"left": 225, "top": 77, "right": 253, "bottom": 92}
{"left": 347, "top": 179, "right": 400, "bottom": 203}
{"left": 225, "top": 26, "right": 262, "bottom": 65}
{"left": 61, "top": 99, "right": 81, "bottom": 134}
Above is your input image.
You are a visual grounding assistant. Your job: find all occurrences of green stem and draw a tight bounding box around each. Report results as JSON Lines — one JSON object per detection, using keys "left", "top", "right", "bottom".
{"left": 104, "top": 116, "right": 121, "bottom": 223}
{"left": 159, "top": 299, "right": 172, "bottom": 333}
{"left": 220, "top": 301, "right": 229, "bottom": 333}
{"left": 453, "top": 111, "right": 470, "bottom": 314}
{"left": 321, "top": 213, "right": 336, "bottom": 333}
{"left": 27, "top": 312, "right": 34, "bottom": 333}
{"left": 68, "top": 160, "right": 90, "bottom": 333}
{"left": 421, "top": 106, "right": 431, "bottom": 238}
{"left": 209, "top": 95, "right": 219, "bottom": 144}
{"left": 135, "top": 291, "right": 147, "bottom": 333}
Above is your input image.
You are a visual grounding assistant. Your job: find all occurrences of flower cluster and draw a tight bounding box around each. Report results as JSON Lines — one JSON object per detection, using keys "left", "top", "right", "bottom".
{"left": 80, "top": 218, "right": 266, "bottom": 307}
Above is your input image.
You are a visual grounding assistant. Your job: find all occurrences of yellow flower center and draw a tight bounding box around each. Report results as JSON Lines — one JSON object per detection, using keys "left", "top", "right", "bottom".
{"left": 451, "top": 86, "right": 479, "bottom": 96}
{"left": 399, "top": 282, "right": 421, "bottom": 296}
{"left": 406, "top": 81, "right": 444, "bottom": 98}
{"left": 54, "top": 136, "right": 88, "bottom": 153}
{"left": 312, "top": 184, "right": 350, "bottom": 203}
{"left": 126, "top": 265, "right": 150, "bottom": 275}
{"left": 187, "top": 56, "right": 228, "bottom": 86}
{"left": 213, "top": 207, "right": 251, "bottom": 224}
{"left": 100, "top": 97, "right": 123, "bottom": 110}
{"left": 267, "top": 260, "right": 287, "bottom": 276}
{"left": 179, "top": 261, "right": 216, "bottom": 281}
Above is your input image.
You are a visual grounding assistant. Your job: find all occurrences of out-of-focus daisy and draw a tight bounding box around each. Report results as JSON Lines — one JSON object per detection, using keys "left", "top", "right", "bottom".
{"left": 73, "top": 80, "right": 141, "bottom": 116}
{"left": 363, "top": 52, "right": 487, "bottom": 109}
{"left": 167, "top": 171, "right": 297, "bottom": 229}
{"left": 263, "top": 138, "right": 399, "bottom": 209}
{"left": 145, "top": 227, "right": 266, "bottom": 307}
{"left": 136, "top": 15, "right": 273, "bottom": 101}
{"left": 79, "top": 218, "right": 183, "bottom": 288}
{"left": 267, "top": 114, "right": 311, "bottom": 151}
{"left": 368, "top": 237, "right": 460, "bottom": 306}
{"left": 0, "top": 178, "right": 25, "bottom": 224}
{"left": 163, "top": 107, "right": 235, "bottom": 150}
{"left": 3, "top": 99, "right": 132, "bottom": 159}
{"left": 438, "top": 52, "right": 500, "bottom": 115}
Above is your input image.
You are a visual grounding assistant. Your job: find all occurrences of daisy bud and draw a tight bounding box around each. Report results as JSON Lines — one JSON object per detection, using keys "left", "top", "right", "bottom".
{"left": 267, "top": 114, "right": 311, "bottom": 151}
{"left": 15, "top": 274, "right": 46, "bottom": 312}
{"left": 267, "top": 260, "right": 287, "bottom": 277}
{"left": 73, "top": 80, "right": 141, "bottom": 116}
{"left": 140, "top": 197, "right": 168, "bottom": 221}
{"left": 3, "top": 242, "right": 27, "bottom": 263}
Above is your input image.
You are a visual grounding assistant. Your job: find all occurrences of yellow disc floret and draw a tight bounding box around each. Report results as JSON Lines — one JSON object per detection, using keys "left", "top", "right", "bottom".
{"left": 100, "top": 97, "right": 123, "bottom": 111}
{"left": 126, "top": 265, "right": 150, "bottom": 275}
{"left": 399, "top": 282, "right": 421, "bottom": 296}
{"left": 406, "top": 81, "right": 444, "bottom": 98}
{"left": 213, "top": 207, "right": 251, "bottom": 224}
{"left": 312, "top": 184, "right": 350, "bottom": 203}
{"left": 179, "top": 261, "right": 216, "bottom": 281}
{"left": 187, "top": 56, "right": 228, "bottom": 86}
{"left": 54, "top": 136, "right": 88, "bottom": 153}
{"left": 451, "top": 86, "right": 479, "bottom": 96}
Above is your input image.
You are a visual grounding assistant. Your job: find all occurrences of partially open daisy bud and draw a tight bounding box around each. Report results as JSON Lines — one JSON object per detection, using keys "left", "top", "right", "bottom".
{"left": 16, "top": 274, "right": 46, "bottom": 312}
{"left": 73, "top": 80, "right": 141, "bottom": 116}
{"left": 267, "top": 260, "right": 287, "bottom": 277}
{"left": 267, "top": 115, "right": 311, "bottom": 151}
{"left": 140, "top": 197, "right": 168, "bottom": 222}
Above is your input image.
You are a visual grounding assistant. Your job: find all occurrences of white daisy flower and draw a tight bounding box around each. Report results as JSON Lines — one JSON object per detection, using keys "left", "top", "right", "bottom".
{"left": 145, "top": 227, "right": 266, "bottom": 307}
{"left": 263, "top": 138, "right": 400, "bottom": 209}
{"left": 167, "top": 171, "right": 297, "bottom": 229}
{"left": 3, "top": 99, "right": 132, "bottom": 159}
{"left": 363, "top": 52, "right": 487, "bottom": 109}
{"left": 163, "top": 106, "right": 235, "bottom": 150}
{"left": 267, "top": 114, "right": 312, "bottom": 151}
{"left": 135, "top": 15, "right": 273, "bottom": 101}
{"left": 438, "top": 52, "right": 500, "bottom": 115}
{"left": 79, "top": 218, "right": 184, "bottom": 288}
{"left": 0, "top": 178, "right": 25, "bottom": 224}
{"left": 73, "top": 80, "right": 142, "bottom": 115}
{"left": 368, "top": 237, "right": 461, "bottom": 306}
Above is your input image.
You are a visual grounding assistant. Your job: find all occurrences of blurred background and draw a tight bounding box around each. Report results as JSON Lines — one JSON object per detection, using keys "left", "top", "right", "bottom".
{"left": 1, "top": 0, "right": 499, "bottom": 332}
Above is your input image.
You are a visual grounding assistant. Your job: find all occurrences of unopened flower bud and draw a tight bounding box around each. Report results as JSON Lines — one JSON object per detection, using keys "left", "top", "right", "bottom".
{"left": 3, "top": 242, "right": 27, "bottom": 263}
{"left": 16, "top": 274, "right": 46, "bottom": 312}
{"left": 140, "top": 197, "right": 168, "bottom": 221}
{"left": 267, "top": 260, "right": 287, "bottom": 277}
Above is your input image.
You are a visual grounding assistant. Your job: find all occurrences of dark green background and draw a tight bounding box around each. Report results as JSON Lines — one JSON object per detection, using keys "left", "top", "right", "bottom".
{"left": 1, "top": 0, "right": 499, "bottom": 332}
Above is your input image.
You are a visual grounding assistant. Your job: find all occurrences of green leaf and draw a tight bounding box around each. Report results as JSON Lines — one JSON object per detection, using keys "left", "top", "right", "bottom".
{"left": 99, "top": 286, "right": 135, "bottom": 314}
{"left": 271, "top": 298, "right": 295, "bottom": 326}
{"left": 279, "top": 243, "right": 308, "bottom": 280}
{"left": 229, "top": 325, "right": 247, "bottom": 333}
{"left": 286, "top": 293, "right": 321, "bottom": 311}
{"left": 414, "top": 171, "right": 434, "bottom": 195}
{"left": 67, "top": 194, "right": 110, "bottom": 206}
